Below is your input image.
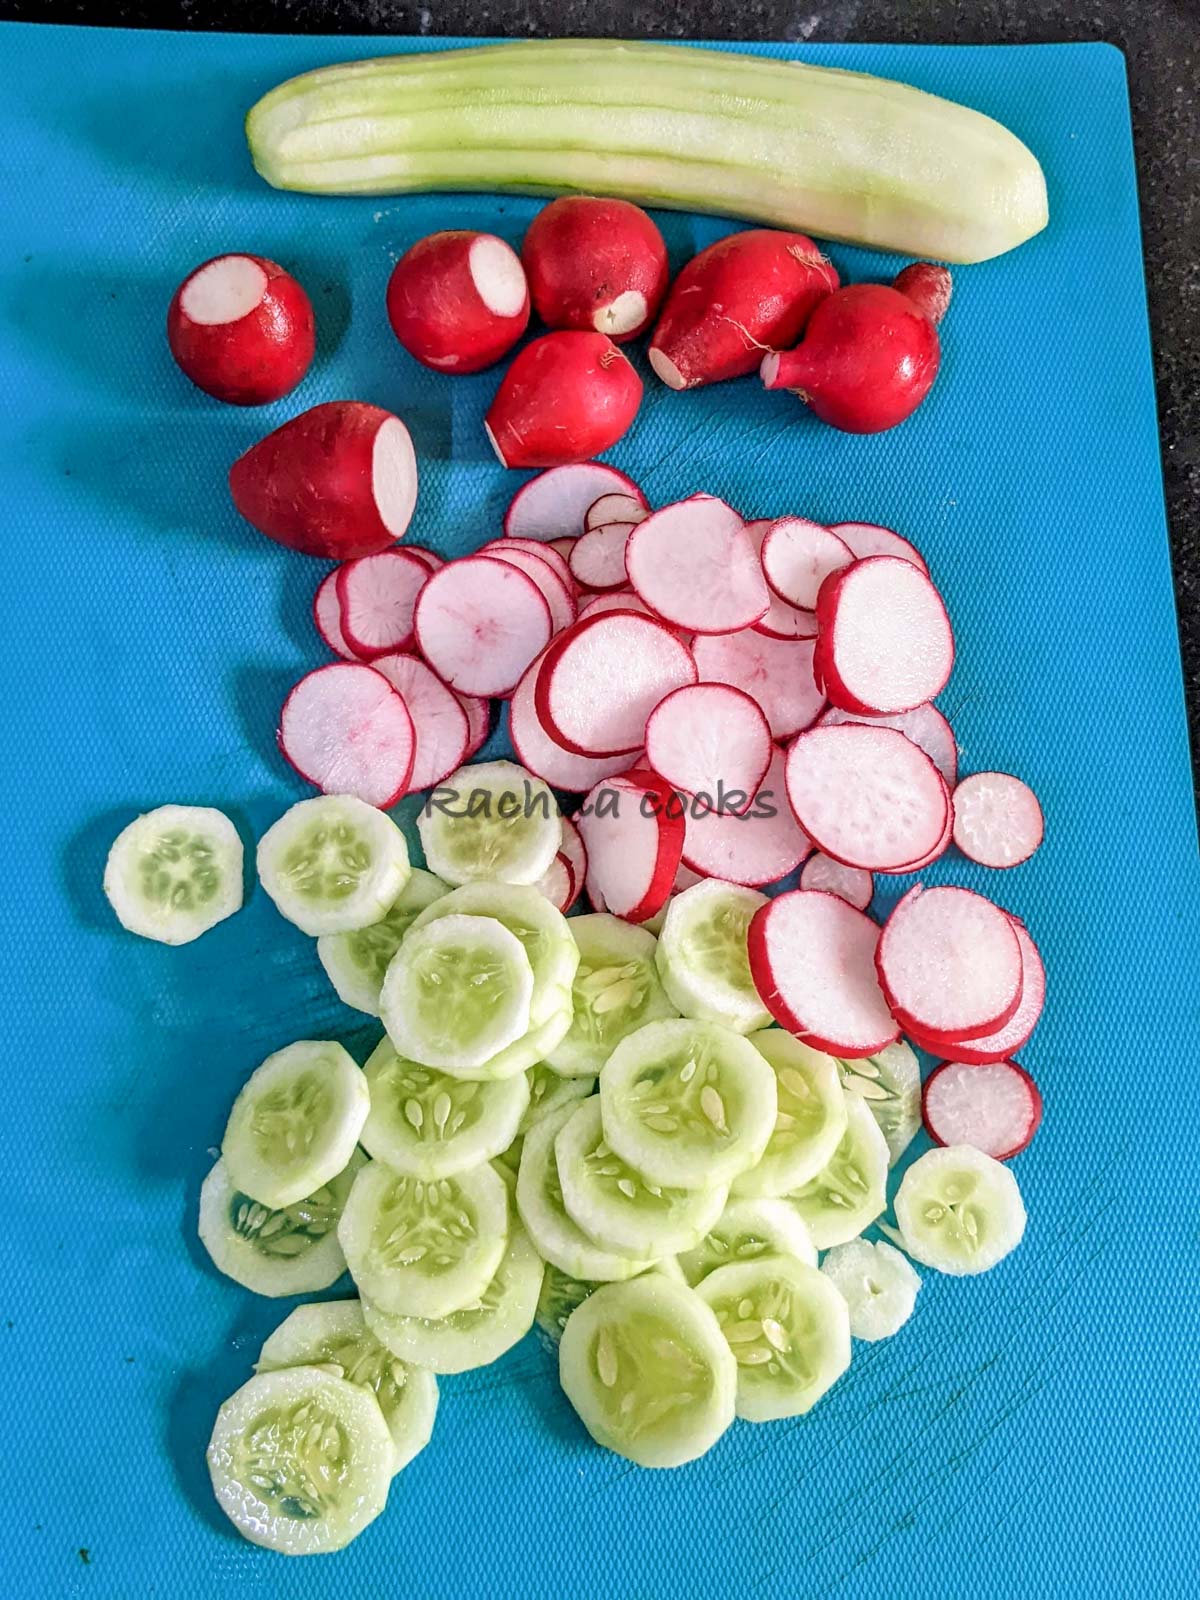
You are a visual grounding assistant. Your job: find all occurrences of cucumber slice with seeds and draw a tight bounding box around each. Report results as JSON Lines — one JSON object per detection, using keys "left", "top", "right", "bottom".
{"left": 418, "top": 760, "right": 561, "bottom": 886}
{"left": 104, "top": 804, "right": 243, "bottom": 945}
{"left": 207, "top": 1365, "right": 393, "bottom": 1554}
{"left": 835, "top": 1040, "right": 922, "bottom": 1166}
{"left": 380, "top": 914, "right": 534, "bottom": 1072}
{"left": 521, "top": 1062, "right": 595, "bottom": 1134}
{"left": 820, "top": 1239, "right": 921, "bottom": 1341}
{"left": 676, "top": 1195, "right": 817, "bottom": 1285}
{"left": 338, "top": 1158, "right": 509, "bottom": 1318}
{"left": 599, "top": 1019, "right": 777, "bottom": 1190}
{"left": 558, "top": 1275, "right": 737, "bottom": 1467}
{"left": 222, "top": 1040, "right": 369, "bottom": 1209}
{"left": 536, "top": 1262, "right": 598, "bottom": 1346}
{"left": 695, "top": 1256, "right": 850, "bottom": 1422}
{"left": 256, "top": 1301, "right": 438, "bottom": 1473}
{"left": 894, "top": 1145, "right": 1026, "bottom": 1276}
{"left": 317, "top": 869, "right": 449, "bottom": 1016}
{"left": 258, "top": 795, "right": 411, "bottom": 937}
{"left": 462, "top": 992, "right": 574, "bottom": 1082}
{"left": 732, "top": 1031, "right": 847, "bottom": 1199}
{"left": 545, "top": 914, "right": 680, "bottom": 1079}
{"left": 361, "top": 1036, "right": 529, "bottom": 1178}
{"left": 655, "top": 880, "right": 772, "bottom": 1034}
{"left": 787, "top": 1092, "right": 889, "bottom": 1249}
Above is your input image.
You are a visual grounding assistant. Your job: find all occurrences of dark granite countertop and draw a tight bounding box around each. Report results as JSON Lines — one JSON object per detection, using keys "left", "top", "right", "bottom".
{"left": 3, "top": 0, "right": 1197, "bottom": 784}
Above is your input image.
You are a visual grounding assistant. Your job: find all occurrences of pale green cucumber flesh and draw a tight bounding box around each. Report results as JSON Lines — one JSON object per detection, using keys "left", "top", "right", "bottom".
{"left": 103, "top": 804, "right": 243, "bottom": 945}
{"left": 732, "top": 1031, "right": 848, "bottom": 1198}
{"left": 317, "top": 868, "right": 449, "bottom": 1016}
{"left": 521, "top": 1063, "right": 596, "bottom": 1135}
{"left": 676, "top": 1195, "right": 817, "bottom": 1285}
{"left": 546, "top": 913, "right": 679, "bottom": 1079}
{"left": 656, "top": 881, "right": 771, "bottom": 1034}
{"left": 787, "top": 1092, "right": 889, "bottom": 1250}
{"left": 416, "top": 761, "right": 561, "bottom": 887}
{"left": 257, "top": 795, "right": 410, "bottom": 937}
{"left": 835, "top": 1040, "right": 922, "bottom": 1166}
{"left": 820, "top": 1240, "right": 921, "bottom": 1341}
{"left": 893, "top": 1145, "right": 1026, "bottom": 1276}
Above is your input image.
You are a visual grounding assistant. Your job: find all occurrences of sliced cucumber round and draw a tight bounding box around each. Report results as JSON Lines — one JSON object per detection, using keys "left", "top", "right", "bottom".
{"left": 655, "top": 880, "right": 772, "bottom": 1034}
{"left": 555, "top": 1097, "right": 729, "bottom": 1258}
{"left": 732, "top": 1031, "right": 848, "bottom": 1199}
{"left": 458, "top": 990, "right": 574, "bottom": 1083}
{"left": 558, "top": 1275, "right": 737, "bottom": 1467}
{"left": 198, "top": 1152, "right": 363, "bottom": 1297}
{"left": 104, "top": 804, "right": 243, "bottom": 945}
{"left": 835, "top": 1041, "right": 922, "bottom": 1167}
{"left": 495, "top": 1135, "right": 524, "bottom": 1178}
{"left": 361, "top": 1036, "right": 530, "bottom": 1178}
{"left": 676, "top": 1195, "right": 817, "bottom": 1285}
{"left": 417, "top": 760, "right": 561, "bottom": 886}
{"left": 820, "top": 1239, "right": 922, "bottom": 1341}
{"left": 536, "top": 1262, "right": 598, "bottom": 1346}
{"left": 599, "top": 1019, "right": 777, "bottom": 1190}
{"left": 257, "top": 795, "right": 411, "bottom": 937}
{"left": 545, "top": 914, "right": 679, "bottom": 1079}
{"left": 362, "top": 1222, "right": 543, "bottom": 1374}
{"left": 317, "top": 869, "right": 449, "bottom": 1016}
{"left": 521, "top": 1063, "right": 595, "bottom": 1135}
{"left": 222, "top": 1040, "right": 369, "bottom": 1209}
{"left": 207, "top": 1365, "right": 393, "bottom": 1554}
{"left": 338, "top": 1158, "right": 510, "bottom": 1319}
{"left": 894, "top": 1145, "right": 1026, "bottom": 1276}
{"left": 788, "top": 1092, "right": 890, "bottom": 1249}
{"left": 695, "top": 1256, "right": 851, "bottom": 1422}
{"left": 256, "top": 1300, "right": 438, "bottom": 1473}
{"left": 379, "top": 914, "right": 534, "bottom": 1072}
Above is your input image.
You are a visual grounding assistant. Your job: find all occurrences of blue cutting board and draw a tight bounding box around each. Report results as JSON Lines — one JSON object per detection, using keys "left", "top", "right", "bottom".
{"left": 0, "top": 25, "right": 1195, "bottom": 1598}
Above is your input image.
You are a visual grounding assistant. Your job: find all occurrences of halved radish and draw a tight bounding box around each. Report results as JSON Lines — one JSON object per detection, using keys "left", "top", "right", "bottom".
{"left": 952, "top": 772, "right": 1044, "bottom": 869}
{"left": 625, "top": 496, "right": 769, "bottom": 634}
{"left": 534, "top": 611, "right": 696, "bottom": 757}
{"left": 522, "top": 197, "right": 669, "bottom": 342}
{"left": 799, "top": 853, "right": 874, "bottom": 911}
{"left": 645, "top": 684, "right": 771, "bottom": 814}
{"left": 576, "top": 768, "right": 684, "bottom": 923}
{"left": 457, "top": 691, "right": 491, "bottom": 758}
{"left": 504, "top": 463, "right": 644, "bottom": 543}
{"left": 312, "top": 570, "right": 356, "bottom": 661}
{"left": 748, "top": 890, "right": 899, "bottom": 1058}
{"left": 877, "top": 885, "right": 1024, "bottom": 1043}
{"left": 414, "top": 556, "right": 552, "bottom": 697}
{"left": 922, "top": 1060, "right": 1042, "bottom": 1160}
{"left": 335, "top": 549, "right": 431, "bottom": 659}
{"left": 278, "top": 663, "right": 415, "bottom": 807}
{"left": 682, "top": 747, "right": 811, "bottom": 887}
{"left": 535, "top": 851, "right": 578, "bottom": 914}
{"left": 405, "top": 545, "right": 444, "bottom": 574}
{"left": 831, "top": 521, "right": 928, "bottom": 573}
{"left": 369, "top": 652, "right": 471, "bottom": 792}
{"left": 815, "top": 556, "right": 954, "bottom": 715}
{"left": 760, "top": 518, "right": 854, "bottom": 611}
{"left": 818, "top": 702, "right": 958, "bottom": 789}
{"left": 569, "top": 522, "right": 635, "bottom": 591}
{"left": 586, "top": 493, "right": 648, "bottom": 532}
{"left": 386, "top": 230, "right": 529, "bottom": 373}
{"left": 497, "top": 538, "right": 574, "bottom": 591}
{"left": 485, "top": 332, "right": 642, "bottom": 469}
{"left": 167, "top": 253, "right": 314, "bottom": 406}
{"left": 933, "top": 922, "right": 1046, "bottom": 1064}
{"left": 478, "top": 542, "right": 576, "bottom": 633}
{"left": 557, "top": 814, "right": 588, "bottom": 891}
{"left": 691, "top": 629, "right": 824, "bottom": 740}
{"left": 508, "top": 653, "right": 637, "bottom": 792}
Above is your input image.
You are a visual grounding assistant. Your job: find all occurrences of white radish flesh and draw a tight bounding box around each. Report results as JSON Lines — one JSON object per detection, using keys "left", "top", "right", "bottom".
{"left": 585, "top": 493, "right": 648, "bottom": 531}
{"left": 877, "top": 885, "right": 1024, "bottom": 1042}
{"left": 335, "top": 549, "right": 431, "bottom": 659}
{"left": 504, "top": 463, "right": 644, "bottom": 543}
{"left": 569, "top": 522, "right": 636, "bottom": 590}
{"left": 312, "top": 570, "right": 357, "bottom": 661}
{"left": 818, "top": 702, "right": 958, "bottom": 789}
{"left": 645, "top": 684, "right": 771, "bottom": 812}
{"left": 952, "top": 772, "right": 1044, "bottom": 869}
{"left": 369, "top": 652, "right": 471, "bottom": 792}
{"left": 414, "top": 556, "right": 552, "bottom": 697}
{"left": 508, "top": 654, "right": 637, "bottom": 792}
{"left": 478, "top": 542, "right": 576, "bottom": 633}
{"left": 577, "top": 589, "right": 692, "bottom": 640}
{"left": 576, "top": 769, "right": 684, "bottom": 923}
{"left": 682, "top": 747, "right": 811, "bottom": 887}
{"left": 556, "top": 814, "right": 588, "bottom": 891}
{"left": 625, "top": 496, "right": 769, "bottom": 634}
{"left": 535, "top": 851, "right": 578, "bottom": 914}
{"left": 385, "top": 230, "right": 529, "bottom": 373}
{"left": 457, "top": 691, "right": 491, "bottom": 758}
{"left": 934, "top": 922, "right": 1045, "bottom": 1063}
{"left": 497, "top": 537, "right": 574, "bottom": 591}
{"left": 922, "top": 1060, "right": 1042, "bottom": 1160}
{"left": 799, "top": 853, "right": 874, "bottom": 910}
{"left": 831, "top": 521, "right": 928, "bottom": 573}
{"left": 815, "top": 556, "right": 954, "bottom": 715}
{"left": 404, "top": 545, "right": 444, "bottom": 574}
{"left": 760, "top": 517, "right": 854, "bottom": 610}
{"left": 278, "top": 663, "right": 415, "bottom": 807}
{"left": 168, "top": 254, "right": 314, "bottom": 406}
{"left": 692, "top": 629, "right": 825, "bottom": 741}
{"left": 534, "top": 611, "right": 696, "bottom": 756}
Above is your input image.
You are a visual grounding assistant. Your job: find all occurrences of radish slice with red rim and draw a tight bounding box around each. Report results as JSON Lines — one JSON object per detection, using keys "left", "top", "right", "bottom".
{"left": 414, "top": 555, "right": 552, "bottom": 697}
{"left": 508, "top": 654, "right": 637, "bottom": 792}
{"left": 626, "top": 495, "right": 769, "bottom": 634}
{"left": 815, "top": 556, "right": 954, "bottom": 716}
{"left": 927, "top": 922, "right": 1045, "bottom": 1063}
{"left": 922, "top": 1060, "right": 1042, "bottom": 1160}
{"left": 645, "top": 684, "right": 771, "bottom": 814}
{"left": 760, "top": 517, "right": 854, "bottom": 611}
{"left": 748, "top": 890, "right": 899, "bottom": 1058}
{"left": 818, "top": 702, "right": 958, "bottom": 789}
{"left": 576, "top": 767, "right": 684, "bottom": 923}
{"left": 497, "top": 537, "right": 573, "bottom": 590}
{"left": 278, "top": 663, "right": 415, "bottom": 808}
{"left": 890, "top": 778, "right": 955, "bottom": 873}
{"left": 504, "top": 463, "right": 644, "bottom": 542}
{"left": 557, "top": 814, "right": 588, "bottom": 890}
{"left": 369, "top": 652, "right": 471, "bottom": 792}
{"left": 681, "top": 747, "right": 811, "bottom": 887}
{"left": 691, "top": 630, "right": 825, "bottom": 741}
{"left": 456, "top": 691, "right": 491, "bottom": 758}
{"left": 547, "top": 537, "right": 578, "bottom": 567}
{"left": 569, "top": 523, "right": 636, "bottom": 590}
{"left": 478, "top": 542, "right": 576, "bottom": 633}
{"left": 952, "top": 772, "right": 1044, "bottom": 869}
{"left": 742, "top": 520, "right": 819, "bottom": 641}
{"left": 830, "top": 521, "right": 928, "bottom": 574}
{"left": 585, "top": 492, "right": 648, "bottom": 532}
{"left": 799, "top": 853, "right": 874, "bottom": 910}
{"left": 576, "top": 589, "right": 692, "bottom": 641}
{"left": 313, "top": 570, "right": 357, "bottom": 661}
{"left": 535, "top": 851, "right": 578, "bottom": 914}
{"left": 405, "top": 545, "right": 444, "bottom": 574}
{"left": 877, "top": 884, "right": 1024, "bottom": 1043}
{"left": 335, "top": 549, "right": 431, "bottom": 660}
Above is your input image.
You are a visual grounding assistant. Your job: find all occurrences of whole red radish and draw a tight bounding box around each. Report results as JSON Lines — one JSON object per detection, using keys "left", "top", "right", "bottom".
{"left": 386, "top": 230, "right": 529, "bottom": 374}
{"left": 522, "top": 197, "right": 669, "bottom": 343}
{"left": 167, "top": 253, "right": 314, "bottom": 405}
{"left": 230, "top": 401, "right": 418, "bottom": 559}
{"left": 648, "top": 230, "right": 837, "bottom": 391}
{"left": 485, "top": 331, "right": 642, "bottom": 468}
{"left": 892, "top": 261, "right": 953, "bottom": 326}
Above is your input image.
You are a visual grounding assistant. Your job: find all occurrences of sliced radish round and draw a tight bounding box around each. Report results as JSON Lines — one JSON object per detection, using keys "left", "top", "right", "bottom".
{"left": 576, "top": 768, "right": 684, "bottom": 923}
{"left": 569, "top": 522, "right": 636, "bottom": 591}
{"left": 831, "top": 521, "right": 928, "bottom": 573}
{"left": 414, "top": 556, "right": 552, "bottom": 697}
{"left": 478, "top": 541, "right": 576, "bottom": 633}
{"left": 740, "top": 519, "right": 819, "bottom": 641}
{"left": 952, "top": 772, "right": 1044, "bottom": 869}
{"left": 816, "top": 556, "right": 954, "bottom": 716}
{"left": 534, "top": 850, "right": 578, "bottom": 914}
{"left": 548, "top": 536, "right": 578, "bottom": 566}
{"left": 682, "top": 747, "right": 811, "bottom": 887}
{"left": 799, "top": 853, "right": 874, "bottom": 910}
{"left": 405, "top": 545, "right": 444, "bottom": 574}
{"left": 504, "top": 463, "right": 644, "bottom": 543}
{"left": 278, "top": 663, "right": 415, "bottom": 808}
{"left": 933, "top": 922, "right": 1046, "bottom": 1063}
{"left": 534, "top": 611, "right": 696, "bottom": 757}
{"left": 557, "top": 813, "right": 588, "bottom": 890}
{"left": 369, "top": 652, "right": 471, "bottom": 792}
{"left": 312, "top": 570, "right": 356, "bottom": 661}
{"left": 497, "top": 537, "right": 573, "bottom": 590}
{"left": 922, "top": 1060, "right": 1042, "bottom": 1160}
{"left": 784, "top": 724, "right": 949, "bottom": 872}
{"left": 748, "top": 891, "right": 899, "bottom": 1058}
{"left": 456, "top": 690, "right": 491, "bottom": 758}
{"left": 508, "top": 654, "right": 637, "bottom": 792}
{"left": 818, "top": 702, "right": 958, "bottom": 789}
{"left": 877, "top": 885, "right": 1024, "bottom": 1043}
{"left": 760, "top": 517, "right": 854, "bottom": 611}
{"left": 335, "top": 549, "right": 431, "bottom": 660}
{"left": 585, "top": 492, "right": 648, "bottom": 532}
{"left": 576, "top": 589, "right": 692, "bottom": 641}
{"left": 893, "top": 779, "right": 955, "bottom": 873}
{"left": 626, "top": 496, "right": 769, "bottom": 634}
{"left": 691, "top": 630, "right": 825, "bottom": 741}
{"left": 645, "top": 684, "right": 771, "bottom": 813}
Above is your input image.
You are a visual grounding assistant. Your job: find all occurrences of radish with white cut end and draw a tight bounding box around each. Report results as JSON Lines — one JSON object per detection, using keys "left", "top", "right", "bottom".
{"left": 585, "top": 493, "right": 648, "bottom": 532}
{"left": 312, "top": 570, "right": 356, "bottom": 661}
{"left": 509, "top": 652, "right": 638, "bottom": 792}
{"left": 799, "top": 853, "right": 874, "bottom": 910}
{"left": 534, "top": 611, "right": 696, "bottom": 757}
{"left": 535, "top": 851, "right": 578, "bottom": 914}
{"left": 877, "top": 884, "right": 1024, "bottom": 1043}
{"left": 485, "top": 332, "right": 642, "bottom": 468}
{"left": 819, "top": 702, "right": 958, "bottom": 789}
{"left": 748, "top": 890, "right": 899, "bottom": 1058}
{"left": 952, "top": 772, "right": 1044, "bottom": 869}
{"left": 692, "top": 629, "right": 825, "bottom": 740}
{"left": 167, "top": 253, "right": 315, "bottom": 406}
{"left": 477, "top": 542, "right": 576, "bottom": 633}
{"left": 335, "top": 549, "right": 431, "bottom": 659}
{"left": 645, "top": 685, "right": 772, "bottom": 813}
{"left": 522, "top": 196, "right": 669, "bottom": 342}
{"left": 831, "top": 521, "right": 928, "bottom": 574}
{"left": 278, "top": 663, "right": 415, "bottom": 807}
{"left": 682, "top": 747, "right": 811, "bottom": 887}
{"left": 457, "top": 691, "right": 491, "bottom": 759}
{"left": 929, "top": 922, "right": 1045, "bottom": 1064}
{"left": 369, "top": 652, "right": 471, "bottom": 792}
{"left": 229, "top": 402, "right": 418, "bottom": 560}
{"left": 569, "top": 522, "right": 636, "bottom": 591}
{"left": 557, "top": 814, "right": 588, "bottom": 890}
{"left": 626, "top": 496, "right": 770, "bottom": 634}
{"left": 386, "top": 230, "right": 530, "bottom": 373}
{"left": 504, "top": 463, "right": 645, "bottom": 543}
{"left": 815, "top": 555, "right": 954, "bottom": 716}
{"left": 414, "top": 556, "right": 552, "bottom": 697}
{"left": 577, "top": 768, "right": 684, "bottom": 923}
{"left": 784, "top": 723, "right": 949, "bottom": 872}
{"left": 742, "top": 521, "right": 819, "bottom": 641}
{"left": 922, "top": 1060, "right": 1042, "bottom": 1161}
{"left": 761, "top": 518, "right": 854, "bottom": 611}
